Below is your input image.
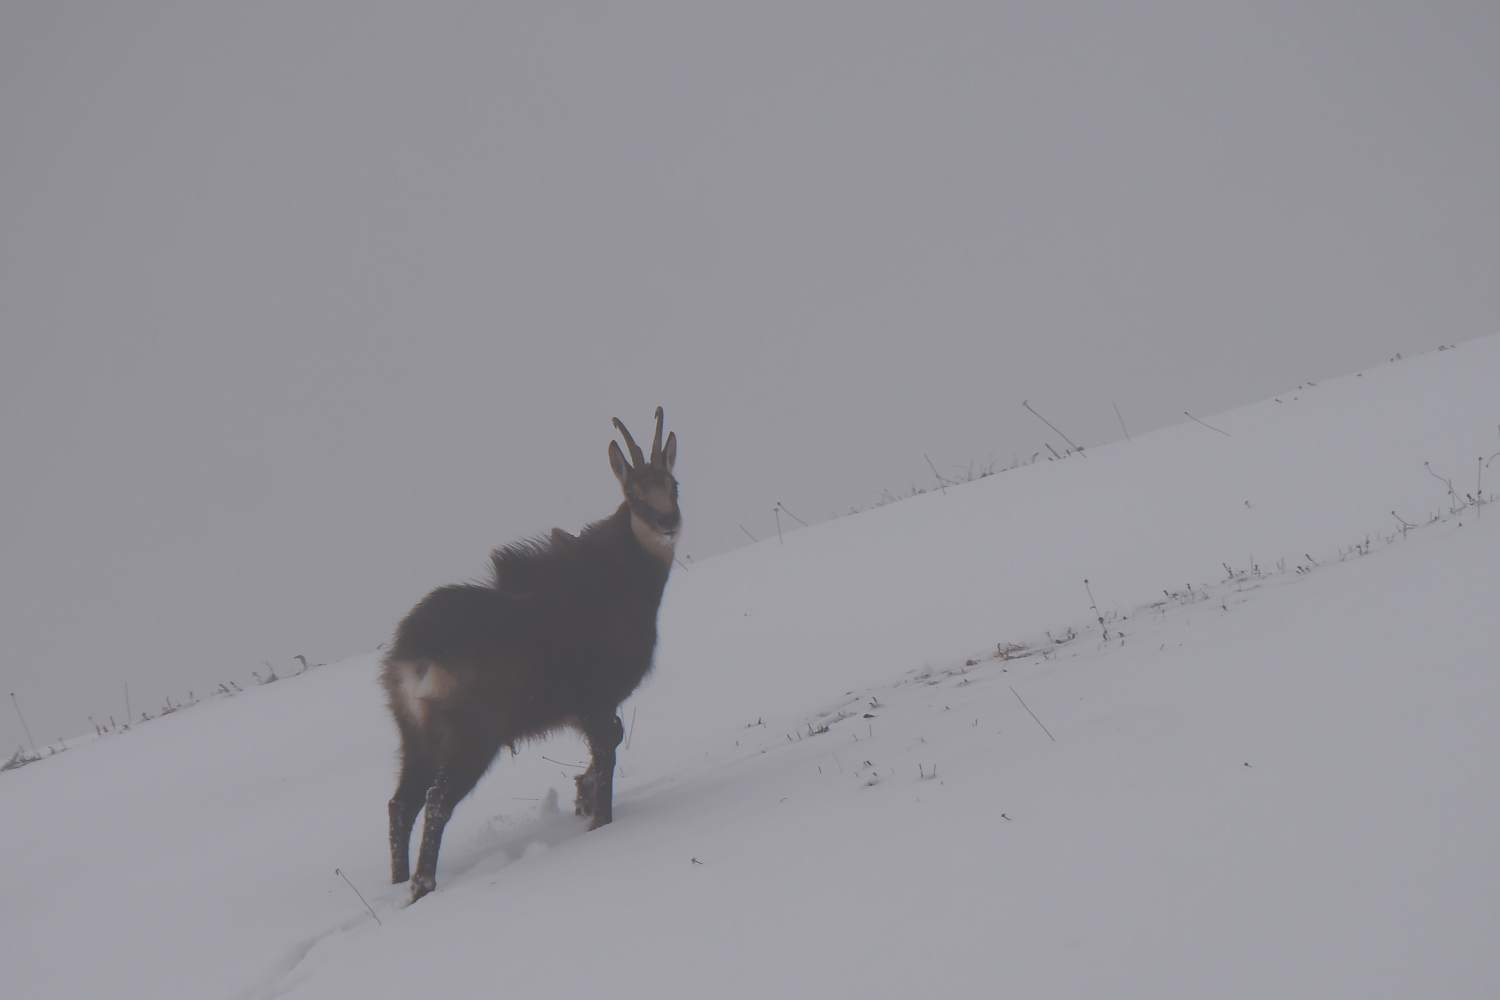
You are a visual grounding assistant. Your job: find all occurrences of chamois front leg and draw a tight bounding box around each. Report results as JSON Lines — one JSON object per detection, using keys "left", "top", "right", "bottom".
{"left": 574, "top": 712, "right": 625, "bottom": 830}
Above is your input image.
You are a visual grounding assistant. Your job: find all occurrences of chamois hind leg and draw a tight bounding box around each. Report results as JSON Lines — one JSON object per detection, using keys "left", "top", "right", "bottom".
{"left": 388, "top": 742, "right": 437, "bottom": 885}
{"left": 409, "top": 742, "right": 494, "bottom": 902}
{"left": 574, "top": 711, "right": 625, "bottom": 830}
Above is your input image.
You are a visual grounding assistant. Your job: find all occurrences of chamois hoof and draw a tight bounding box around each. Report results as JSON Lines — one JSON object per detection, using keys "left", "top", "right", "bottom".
{"left": 410, "top": 874, "right": 435, "bottom": 902}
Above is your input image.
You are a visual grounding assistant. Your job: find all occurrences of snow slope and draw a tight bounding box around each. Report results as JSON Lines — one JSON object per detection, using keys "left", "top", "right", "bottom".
{"left": 2, "top": 340, "right": 1497, "bottom": 999}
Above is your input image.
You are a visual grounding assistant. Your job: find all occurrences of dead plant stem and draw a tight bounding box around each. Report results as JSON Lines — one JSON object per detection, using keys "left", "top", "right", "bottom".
{"left": 1009, "top": 685, "right": 1056, "bottom": 742}
{"left": 1022, "top": 401, "right": 1086, "bottom": 455}
{"left": 335, "top": 869, "right": 380, "bottom": 925}
{"left": 9, "top": 692, "right": 36, "bottom": 753}
{"left": 1184, "top": 411, "right": 1231, "bottom": 437}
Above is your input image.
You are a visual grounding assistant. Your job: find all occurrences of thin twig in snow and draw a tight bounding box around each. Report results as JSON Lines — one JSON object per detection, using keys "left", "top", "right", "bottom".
{"left": 336, "top": 868, "right": 381, "bottom": 925}
{"left": 9, "top": 693, "right": 36, "bottom": 754}
{"left": 924, "top": 454, "right": 948, "bottom": 494}
{"left": 1084, "top": 579, "right": 1110, "bottom": 640}
{"left": 1022, "top": 401, "right": 1086, "bottom": 455}
{"left": 1184, "top": 411, "right": 1230, "bottom": 436}
{"left": 776, "top": 502, "right": 808, "bottom": 526}
{"left": 1009, "top": 685, "right": 1055, "bottom": 742}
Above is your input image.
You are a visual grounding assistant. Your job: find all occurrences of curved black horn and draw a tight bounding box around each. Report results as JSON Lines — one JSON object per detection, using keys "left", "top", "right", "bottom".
{"left": 650, "top": 407, "right": 665, "bottom": 466}
{"left": 612, "top": 418, "right": 646, "bottom": 467}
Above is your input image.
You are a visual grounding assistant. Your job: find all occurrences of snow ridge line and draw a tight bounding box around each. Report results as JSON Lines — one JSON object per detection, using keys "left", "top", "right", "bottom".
{"left": 786, "top": 479, "right": 1492, "bottom": 749}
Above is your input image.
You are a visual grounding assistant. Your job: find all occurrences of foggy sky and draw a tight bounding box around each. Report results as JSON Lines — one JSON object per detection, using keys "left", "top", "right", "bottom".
{"left": 3, "top": 2, "right": 1497, "bottom": 754}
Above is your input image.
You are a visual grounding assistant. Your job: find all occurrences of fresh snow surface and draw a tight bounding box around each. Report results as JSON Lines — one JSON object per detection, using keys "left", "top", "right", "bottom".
{"left": 2, "top": 340, "right": 1497, "bottom": 999}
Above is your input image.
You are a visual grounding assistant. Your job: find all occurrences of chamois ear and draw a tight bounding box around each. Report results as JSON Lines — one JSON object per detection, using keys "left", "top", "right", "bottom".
{"left": 661, "top": 431, "right": 677, "bottom": 473}
{"left": 608, "top": 440, "right": 631, "bottom": 488}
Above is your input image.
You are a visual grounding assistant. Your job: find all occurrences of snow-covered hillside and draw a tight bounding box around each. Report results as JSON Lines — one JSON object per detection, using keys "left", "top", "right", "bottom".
{"left": 2, "top": 340, "right": 1496, "bottom": 999}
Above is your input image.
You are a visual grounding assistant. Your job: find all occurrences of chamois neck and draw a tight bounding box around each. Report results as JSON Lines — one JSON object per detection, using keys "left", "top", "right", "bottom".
{"left": 600, "top": 500, "right": 678, "bottom": 569}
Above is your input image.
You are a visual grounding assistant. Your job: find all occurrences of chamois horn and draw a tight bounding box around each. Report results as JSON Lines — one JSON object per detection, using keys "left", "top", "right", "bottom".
{"left": 650, "top": 406, "right": 665, "bottom": 467}
{"left": 612, "top": 417, "right": 646, "bottom": 468}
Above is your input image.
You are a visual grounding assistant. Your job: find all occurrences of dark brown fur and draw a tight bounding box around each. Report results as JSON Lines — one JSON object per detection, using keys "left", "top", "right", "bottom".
{"left": 382, "top": 410, "right": 679, "bottom": 901}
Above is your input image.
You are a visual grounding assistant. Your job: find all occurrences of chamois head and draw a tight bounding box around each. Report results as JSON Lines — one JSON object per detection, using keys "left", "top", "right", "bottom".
{"left": 608, "top": 407, "right": 680, "bottom": 560}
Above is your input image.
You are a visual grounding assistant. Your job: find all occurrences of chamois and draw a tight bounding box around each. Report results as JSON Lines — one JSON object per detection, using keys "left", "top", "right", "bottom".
{"left": 381, "top": 408, "right": 680, "bottom": 901}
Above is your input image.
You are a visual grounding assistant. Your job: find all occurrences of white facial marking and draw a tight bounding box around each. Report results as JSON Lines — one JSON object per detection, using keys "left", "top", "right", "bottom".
{"left": 630, "top": 510, "right": 679, "bottom": 561}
